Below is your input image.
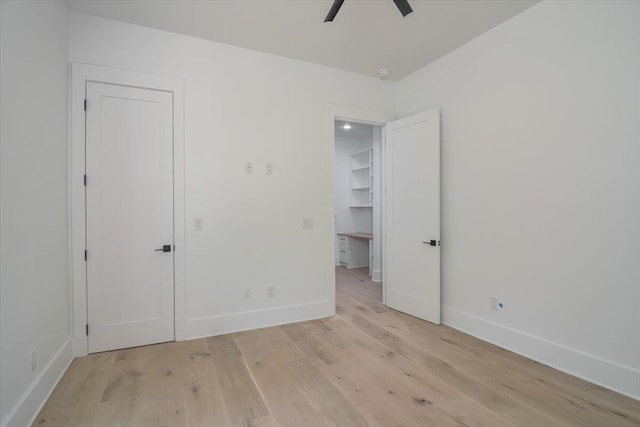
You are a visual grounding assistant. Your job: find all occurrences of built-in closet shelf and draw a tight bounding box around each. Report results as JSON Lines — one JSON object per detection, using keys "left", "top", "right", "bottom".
{"left": 350, "top": 148, "right": 374, "bottom": 156}
{"left": 349, "top": 147, "right": 374, "bottom": 208}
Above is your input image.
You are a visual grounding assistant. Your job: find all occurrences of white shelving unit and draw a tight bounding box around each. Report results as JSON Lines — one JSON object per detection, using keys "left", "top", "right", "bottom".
{"left": 349, "top": 148, "right": 373, "bottom": 208}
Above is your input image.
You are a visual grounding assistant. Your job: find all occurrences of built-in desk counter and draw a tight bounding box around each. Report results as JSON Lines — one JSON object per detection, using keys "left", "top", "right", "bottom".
{"left": 337, "top": 233, "right": 374, "bottom": 273}
{"left": 337, "top": 232, "right": 373, "bottom": 240}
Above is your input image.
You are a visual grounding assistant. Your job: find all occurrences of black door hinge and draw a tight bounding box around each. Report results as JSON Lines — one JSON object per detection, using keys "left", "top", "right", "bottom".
{"left": 86, "top": 324, "right": 89, "bottom": 336}
{"left": 84, "top": 99, "right": 87, "bottom": 111}
{"left": 83, "top": 174, "right": 87, "bottom": 186}
{"left": 84, "top": 250, "right": 87, "bottom": 261}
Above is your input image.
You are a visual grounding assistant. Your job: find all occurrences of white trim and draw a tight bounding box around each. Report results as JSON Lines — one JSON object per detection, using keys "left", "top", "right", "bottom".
{"left": 327, "top": 104, "right": 394, "bottom": 305}
{"left": 1, "top": 339, "right": 73, "bottom": 427}
{"left": 329, "top": 104, "right": 394, "bottom": 127}
{"left": 70, "top": 63, "right": 186, "bottom": 357}
{"left": 443, "top": 306, "right": 640, "bottom": 401}
{"left": 371, "top": 269, "right": 383, "bottom": 283}
{"left": 372, "top": 126, "right": 383, "bottom": 286}
{"left": 381, "top": 124, "right": 387, "bottom": 305}
{"left": 184, "top": 301, "right": 334, "bottom": 340}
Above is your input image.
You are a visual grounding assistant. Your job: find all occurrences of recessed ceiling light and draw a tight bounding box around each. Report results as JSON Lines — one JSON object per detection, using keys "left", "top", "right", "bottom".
{"left": 343, "top": 124, "right": 351, "bottom": 130}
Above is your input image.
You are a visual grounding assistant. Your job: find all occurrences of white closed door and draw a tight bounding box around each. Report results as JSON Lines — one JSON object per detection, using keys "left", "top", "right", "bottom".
{"left": 385, "top": 108, "right": 440, "bottom": 324}
{"left": 86, "top": 82, "right": 174, "bottom": 353}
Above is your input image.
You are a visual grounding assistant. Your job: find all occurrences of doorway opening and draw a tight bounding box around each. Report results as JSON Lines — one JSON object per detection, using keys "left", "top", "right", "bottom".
{"left": 334, "top": 119, "right": 384, "bottom": 307}
{"left": 328, "top": 105, "right": 440, "bottom": 325}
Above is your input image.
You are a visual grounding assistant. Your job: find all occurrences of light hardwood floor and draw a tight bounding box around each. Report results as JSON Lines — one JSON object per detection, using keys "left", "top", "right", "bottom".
{"left": 35, "top": 267, "right": 640, "bottom": 426}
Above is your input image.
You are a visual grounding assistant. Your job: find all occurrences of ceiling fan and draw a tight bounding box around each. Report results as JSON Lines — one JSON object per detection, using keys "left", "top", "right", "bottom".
{"left": 324, "top": 0, "right": 413, "bottom": 22}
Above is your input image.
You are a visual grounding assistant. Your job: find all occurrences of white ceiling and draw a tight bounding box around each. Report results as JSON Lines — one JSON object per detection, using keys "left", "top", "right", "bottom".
{"left": 67, "top": 0, "right": 539, "bottom": 81}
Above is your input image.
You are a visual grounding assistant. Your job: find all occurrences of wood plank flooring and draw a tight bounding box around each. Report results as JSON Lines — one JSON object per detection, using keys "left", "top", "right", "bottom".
{"left": 34, "top": 266, "right": 640, "bottom": 426}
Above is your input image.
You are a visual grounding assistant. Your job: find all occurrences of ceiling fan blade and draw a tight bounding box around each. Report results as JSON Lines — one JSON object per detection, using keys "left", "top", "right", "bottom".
{"left": 324, "top": 0, "right": 345, "bottom": 22}
{"left": 392, "top": 0, "right": 413, "bottom": 17}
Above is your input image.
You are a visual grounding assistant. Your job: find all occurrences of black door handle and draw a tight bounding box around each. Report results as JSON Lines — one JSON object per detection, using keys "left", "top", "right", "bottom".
{"left": 422, "top": 240, "right": 438, "bottom": 246}
{"left": 155, "top": 245, "right": 172, "bottom": 252}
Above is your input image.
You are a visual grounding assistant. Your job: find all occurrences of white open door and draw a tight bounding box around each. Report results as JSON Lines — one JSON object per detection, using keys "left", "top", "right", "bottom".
{"left": 86, "top": 82, "right": 175, "bottom": 353}
{"left": 384, "top": 108, "right": 440, "bottom": 324}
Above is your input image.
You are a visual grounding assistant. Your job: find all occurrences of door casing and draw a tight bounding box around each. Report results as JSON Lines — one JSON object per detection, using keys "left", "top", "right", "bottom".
{"left": 328, "top": 105, "right": 441, "bottom": 315}
{"left": 328, "top": 105, "right": 395, "bottom": 306}
{"left": 70, "top": 63, "right": 185, "bottom": 357}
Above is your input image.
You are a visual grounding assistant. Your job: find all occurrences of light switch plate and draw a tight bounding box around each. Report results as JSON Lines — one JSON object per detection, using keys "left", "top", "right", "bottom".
{"left": 303, "top": 218, "right": 314, "bottom": 229}
{"left": 194, "top": 218, "right": 204, "bottom": 231}
{"left": 245, "top": 161, "right": 253, "bottom": 174}
{"left": 265, "top": 162, "right": 273, "bottom": 175}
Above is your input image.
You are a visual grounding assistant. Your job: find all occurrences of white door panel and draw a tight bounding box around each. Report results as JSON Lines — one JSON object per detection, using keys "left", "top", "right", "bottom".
{"left": 86, "top": 82, "right": 174, "bottom": 353}
{"left": 385, "top": 108, "right": 440, "bottom": 324}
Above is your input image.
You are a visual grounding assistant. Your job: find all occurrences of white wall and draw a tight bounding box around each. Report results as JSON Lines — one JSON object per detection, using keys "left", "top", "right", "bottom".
{"left": 68, "top": 13, "right": 394, "bottom": 339}
{"left": 395, "top": 0, "right": 640, "bottom": 398}
{"left": 0, "top": 1, "right": 72, "bottom": 426}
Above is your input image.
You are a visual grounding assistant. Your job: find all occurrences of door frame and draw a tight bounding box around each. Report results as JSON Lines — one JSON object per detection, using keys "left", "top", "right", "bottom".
{"left": 70, "top": 63, "right": 185, "bottom": 357}
{"left": 327, "top": 105, "right": 395, "bottom": 305}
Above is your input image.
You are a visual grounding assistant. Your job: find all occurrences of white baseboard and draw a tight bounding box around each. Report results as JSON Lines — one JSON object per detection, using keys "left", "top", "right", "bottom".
{"left": 347, "top": 264, "right": 368, "bottom": 269}
{"left": 184, "top": 300, "right": 334, "bottom": 340}
{"left": 1, "top": 338, "right": 73, "bottom": 427}
{"left": 442, "top": 306, "right": 640, "bottom": 401}
{"left": 371, "top": 269, "right": 383, "bottom": 282}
